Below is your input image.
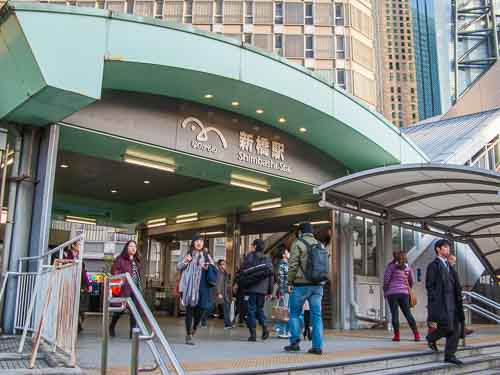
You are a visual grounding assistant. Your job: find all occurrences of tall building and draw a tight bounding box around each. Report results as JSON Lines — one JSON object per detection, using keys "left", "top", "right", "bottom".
{"left": 10, "top": 0, "right": 378, "bottom": 107}
{"left": 411, "top": 0, "right": 441, "bottom": 120}
{"left": 375, "top": 0, "right": 419, "bottom": 127}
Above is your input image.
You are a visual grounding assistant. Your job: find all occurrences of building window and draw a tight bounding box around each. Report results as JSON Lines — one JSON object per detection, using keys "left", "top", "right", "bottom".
{"left": 336, "top": 68, "right": 346, "bottom": 89}
{"left": 275, "top": 33, "right": 283, "bottom": 55}
{"left": 336, "top": 35, "right": 345, "bottom": 59}
{"left": 335, "top": 3, "right": 344, "bottom": 25}
{"left": 305, "top": 35, "right": 314, "bottom": 58}
{"left": 215, "top": 0, "right": 223, "bottom": 23}
{"left": 305, "top": 2, "right": 313, "bottom": 25}
{"left": 275, "top": 1, "right": 283, "bottom": 24}
{"left": 245, "top": 1, "right": 253, "bottom": 24}
{"left": 244, "top": 33, "right": 252, "bottom": 44}
{"left": 184, "top": 0, "right": 193, "bottom": 23}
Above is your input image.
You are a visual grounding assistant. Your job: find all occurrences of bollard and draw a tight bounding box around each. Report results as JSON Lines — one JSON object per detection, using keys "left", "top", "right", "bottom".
{"left": 131, "top": 328, "right": 141, "bottom": 375}
{"left": 101, "top": 277, "right": 109, "bottom": 375}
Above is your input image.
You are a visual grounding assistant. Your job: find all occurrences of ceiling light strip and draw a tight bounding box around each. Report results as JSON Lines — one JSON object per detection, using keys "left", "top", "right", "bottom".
{"left": 123, "top": 154, "right": 176, "bottom": 173}
{"left": 250, "top": 197, "right": 282, "bottom": 207}
{"left": 250, "top": 203, "right": 282, "bottom": 212}
{"left": 65, "top": 215, "right": 97, "bottom": 226}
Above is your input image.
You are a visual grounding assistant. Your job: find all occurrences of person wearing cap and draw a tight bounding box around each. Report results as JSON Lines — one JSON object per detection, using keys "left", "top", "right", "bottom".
{"left": 239, "top": 239, "right": 274, "bottom": 342}
{"left": 285, "top": 222, "right": 324, "bottom": 355}
{"left": 177, "top": 235, "right": 215, "bottom": 345}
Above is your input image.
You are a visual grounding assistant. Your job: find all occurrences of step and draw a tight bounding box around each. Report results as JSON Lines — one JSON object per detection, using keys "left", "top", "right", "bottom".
{"left": 199, "top": 343, "right": 500, "bottom": 375}
{"left": 359, "top": 354, "right": 500, "bottom": 375}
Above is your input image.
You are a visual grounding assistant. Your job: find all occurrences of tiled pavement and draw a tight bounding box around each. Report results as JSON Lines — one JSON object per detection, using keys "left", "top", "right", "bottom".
{"left": 77, "top": 315, "right": 500, "bottom": 375}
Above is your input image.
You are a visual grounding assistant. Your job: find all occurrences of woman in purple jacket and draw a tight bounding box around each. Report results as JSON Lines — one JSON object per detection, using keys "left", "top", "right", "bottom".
{"left": 109, "top": 240, "right": 142, "bottom": 338}
{"left": 383, "top": 251, "right": 420, "bottom": 342}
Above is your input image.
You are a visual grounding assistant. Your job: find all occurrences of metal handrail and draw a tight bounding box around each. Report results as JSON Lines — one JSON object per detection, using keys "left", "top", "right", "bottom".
{"left": 462, "top": 291, "right": 500, "bottom": 324}
{"left": 463, "top": 291, "right": 500, "bottom": 310}
{"left": 101, "top": 273, "right": 186, "bottom": 375}
{"left": 18, "top": 234, "right": 85, "bottom": 266}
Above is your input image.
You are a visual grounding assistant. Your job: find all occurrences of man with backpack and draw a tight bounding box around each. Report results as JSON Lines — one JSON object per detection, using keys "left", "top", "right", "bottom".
{"left": 285, "top": 222, "right": 329, "bottom": 355}
{"left": 236, "top": 239, "right": 274, "bottom": 342}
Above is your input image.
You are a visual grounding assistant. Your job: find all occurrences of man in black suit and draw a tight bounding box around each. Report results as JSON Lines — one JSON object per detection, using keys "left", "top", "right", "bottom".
{"left": 426, "top": 239, "right": 465, "bottom": 365}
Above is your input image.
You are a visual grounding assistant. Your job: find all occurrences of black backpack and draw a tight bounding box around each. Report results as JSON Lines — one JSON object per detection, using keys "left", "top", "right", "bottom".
{"left": 300, "top": 238, "right": 329, "bottom": 284}
{"left": 236, "top": 254, "right": 273, "bottom": 289}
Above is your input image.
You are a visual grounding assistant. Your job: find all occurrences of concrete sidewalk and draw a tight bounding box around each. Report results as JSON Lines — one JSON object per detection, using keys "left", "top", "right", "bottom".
{"left": 78, "top": 315, "right": 500, "bottom": 375}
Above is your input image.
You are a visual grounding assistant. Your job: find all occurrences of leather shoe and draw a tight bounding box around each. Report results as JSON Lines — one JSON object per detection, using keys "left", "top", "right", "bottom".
{"left": 426, "top": 337, "right": 438, "bottom": 352}
{"left": 308, "top": 348, "right": 323, "bottom": 355}
{"left": 284, "top": 343, "right": 301, "bottom": 352}
{"left": 444, "top": 356, "right": 463, "bottom": 365}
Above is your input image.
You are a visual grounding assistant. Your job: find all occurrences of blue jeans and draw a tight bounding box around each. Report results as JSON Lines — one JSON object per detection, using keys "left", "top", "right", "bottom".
{"left": 289, "top": 285, "right": 323, "bottom": 349}
{"left": 246, "top": 293, "right": 266, "bottom": 329}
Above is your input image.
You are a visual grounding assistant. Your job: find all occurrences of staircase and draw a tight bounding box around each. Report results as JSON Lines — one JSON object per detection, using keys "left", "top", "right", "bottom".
{"left": 202, "top": 343, "right": 500, "bottom": 375}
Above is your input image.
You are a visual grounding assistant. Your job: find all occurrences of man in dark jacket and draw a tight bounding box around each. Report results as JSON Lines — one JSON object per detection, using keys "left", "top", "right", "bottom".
{"left": 239, "top": 239, "right": 273, "bottom": 342}
{"left": 426, "top": 239, "right": 465, "bottom": 365}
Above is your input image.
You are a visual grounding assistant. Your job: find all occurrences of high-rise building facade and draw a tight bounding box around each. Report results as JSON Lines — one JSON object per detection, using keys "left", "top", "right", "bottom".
{"left": 375, "top": 0, "right": 419, "bottom": 127}
{"left": 13, "top": 0, "right": 378, "bottom": 107}
{"left": 411, "top": 0, "right": 441, "bottom": 120}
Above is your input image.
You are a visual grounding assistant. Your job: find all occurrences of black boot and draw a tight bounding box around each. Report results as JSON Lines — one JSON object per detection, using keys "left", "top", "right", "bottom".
{"left": 248, "top": 328, "right": 257, "bottom": 342}
{"left": 261, "top": 326, "right": 269, "bottom": 341}
{"left": 109, "top": 313, "right": 119, "bottom": 337}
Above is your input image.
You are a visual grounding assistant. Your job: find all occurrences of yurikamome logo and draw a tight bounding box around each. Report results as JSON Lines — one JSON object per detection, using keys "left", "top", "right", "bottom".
{"left": 181, "top": 117, "right": 228, "bottom": 153}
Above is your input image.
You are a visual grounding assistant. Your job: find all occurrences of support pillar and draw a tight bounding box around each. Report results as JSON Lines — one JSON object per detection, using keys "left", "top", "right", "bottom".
{"left": 225, "top": 214, "right": 240, "bottom": 277}
{"left": 383, "top": 212, "right": 393, "bottom": 326}
{"left": 3, "top": 128, "right": 40, "bottom": 333}
{"left": 28, "top": 125, "right": 59, "bottom": 259}
{"left": 338, "top": 213, "right": 351, "bottom": 330}
{"left": 329, "top": 210, "right": 340, "bottom": 329}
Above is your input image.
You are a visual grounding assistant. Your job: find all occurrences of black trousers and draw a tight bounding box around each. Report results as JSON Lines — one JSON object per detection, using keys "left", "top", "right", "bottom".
{"left": 110, "top": 310, "right": 137, "bottom": 335}
{"left": 428, "top": 317, "right": 461, "bottom": 358}
{"left": 185, "top": 305, "right": 203, "bottom": 334}
{"left": 387, "top": 293, "right": 417, "bottom": 331}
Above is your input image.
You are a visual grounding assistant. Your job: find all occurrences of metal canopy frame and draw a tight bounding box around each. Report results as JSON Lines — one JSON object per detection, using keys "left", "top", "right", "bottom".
{"left": 315, "top": 164, "right": 500, "bottom": 274}
{"left": 453, "top": 0, "right": 500, "bottom": 102}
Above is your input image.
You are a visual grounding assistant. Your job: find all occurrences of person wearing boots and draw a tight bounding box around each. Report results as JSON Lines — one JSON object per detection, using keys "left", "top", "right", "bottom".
{"left": 383, "top": 251, "right": 420, "bottom": 342}
{"left": 177, "top": 235, "right": 215, "bottom": 346}
{"left": 426, "top": 239, "right": 465, "bottom": 365}
{"left": 240, "top": 239, "right": 273, "bottom": 342}
{"left": 109, "top": 240, "right": 142, "bottom": 339}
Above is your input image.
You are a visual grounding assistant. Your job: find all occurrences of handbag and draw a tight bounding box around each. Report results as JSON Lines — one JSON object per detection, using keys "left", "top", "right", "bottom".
{"left": 405, "top": 272, "right": 417, "bottom": 308}
{"left": 204, "top": 252, "right": 218, "bottom": 287}
{"left": 271, "top": 297, "right": 289, "bottom": 322}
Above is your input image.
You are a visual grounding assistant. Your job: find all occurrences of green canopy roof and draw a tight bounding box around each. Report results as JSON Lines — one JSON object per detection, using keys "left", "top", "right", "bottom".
{"left": 0, "top": 3, "right": 428, "bottom": 172}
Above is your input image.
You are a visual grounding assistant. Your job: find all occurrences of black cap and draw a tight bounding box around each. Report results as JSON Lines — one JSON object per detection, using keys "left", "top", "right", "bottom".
{"left": 298, "top": 222, "right": 313, "bottom": 235}
{"left": 252, "top": 239, "right": 265, "bottom": 252}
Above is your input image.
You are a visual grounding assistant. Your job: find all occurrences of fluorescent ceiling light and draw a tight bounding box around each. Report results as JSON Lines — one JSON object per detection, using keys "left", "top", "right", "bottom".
{"left": 230, "top": 174, "right": 269, "bottom": 192}
{"left": 176, "top": 217, "right": 199, "bottom": 224}
{"left": 250, "top": 197, "right": 281, "bottom": 207}
{"left": 250, "top": 203, "right": 282, "bottom": 212}
{"left": 60, "top": 164, "right": 69, "bottom": 168}
{"left": 250, "top": 197, "right": 282, "bottom": 212}
{"left": 256, "top": 109, "right": 264, "bottom": 114}
{"left": 176, "top": 212, "right": 198, "bottom": 224}
{"left": 146, "top": 218, "right": 167, "bottom": 228}
{"left": 311, "top": 221, "right": 330, "bottom": 225}
{"left": 200, "top": 231, "right": 225, "bottom": 236}
{"left": 65, "top": 215, "right": 97, "bottom": 226}
{"left": 123, "top": 152, "right": 175, "bottom": 173}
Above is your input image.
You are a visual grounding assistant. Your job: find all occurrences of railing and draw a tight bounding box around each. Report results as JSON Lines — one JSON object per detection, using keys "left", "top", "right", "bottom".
{"left": 101, "top": 273, "right": 185, "bottom": 375}
{"left": 463, "top": 291, "right": 500, "bottom": 324}
{"left": 8, "top": 235, "right": 85, "bottom": 367}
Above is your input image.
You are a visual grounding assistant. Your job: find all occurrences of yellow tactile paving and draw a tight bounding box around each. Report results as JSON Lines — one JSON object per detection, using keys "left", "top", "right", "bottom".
{"left": 84, "top": 334, "right": 500, "bottom": 375}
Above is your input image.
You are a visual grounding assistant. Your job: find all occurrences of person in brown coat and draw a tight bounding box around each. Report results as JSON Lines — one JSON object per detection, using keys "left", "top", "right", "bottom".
{"left": 108, "top": 240, "right": 142, "bottom": 338}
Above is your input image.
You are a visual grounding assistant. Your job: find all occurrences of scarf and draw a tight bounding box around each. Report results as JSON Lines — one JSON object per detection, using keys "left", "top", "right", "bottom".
{"left": 179, "top": 251, "right": 205, "bottom": 307}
